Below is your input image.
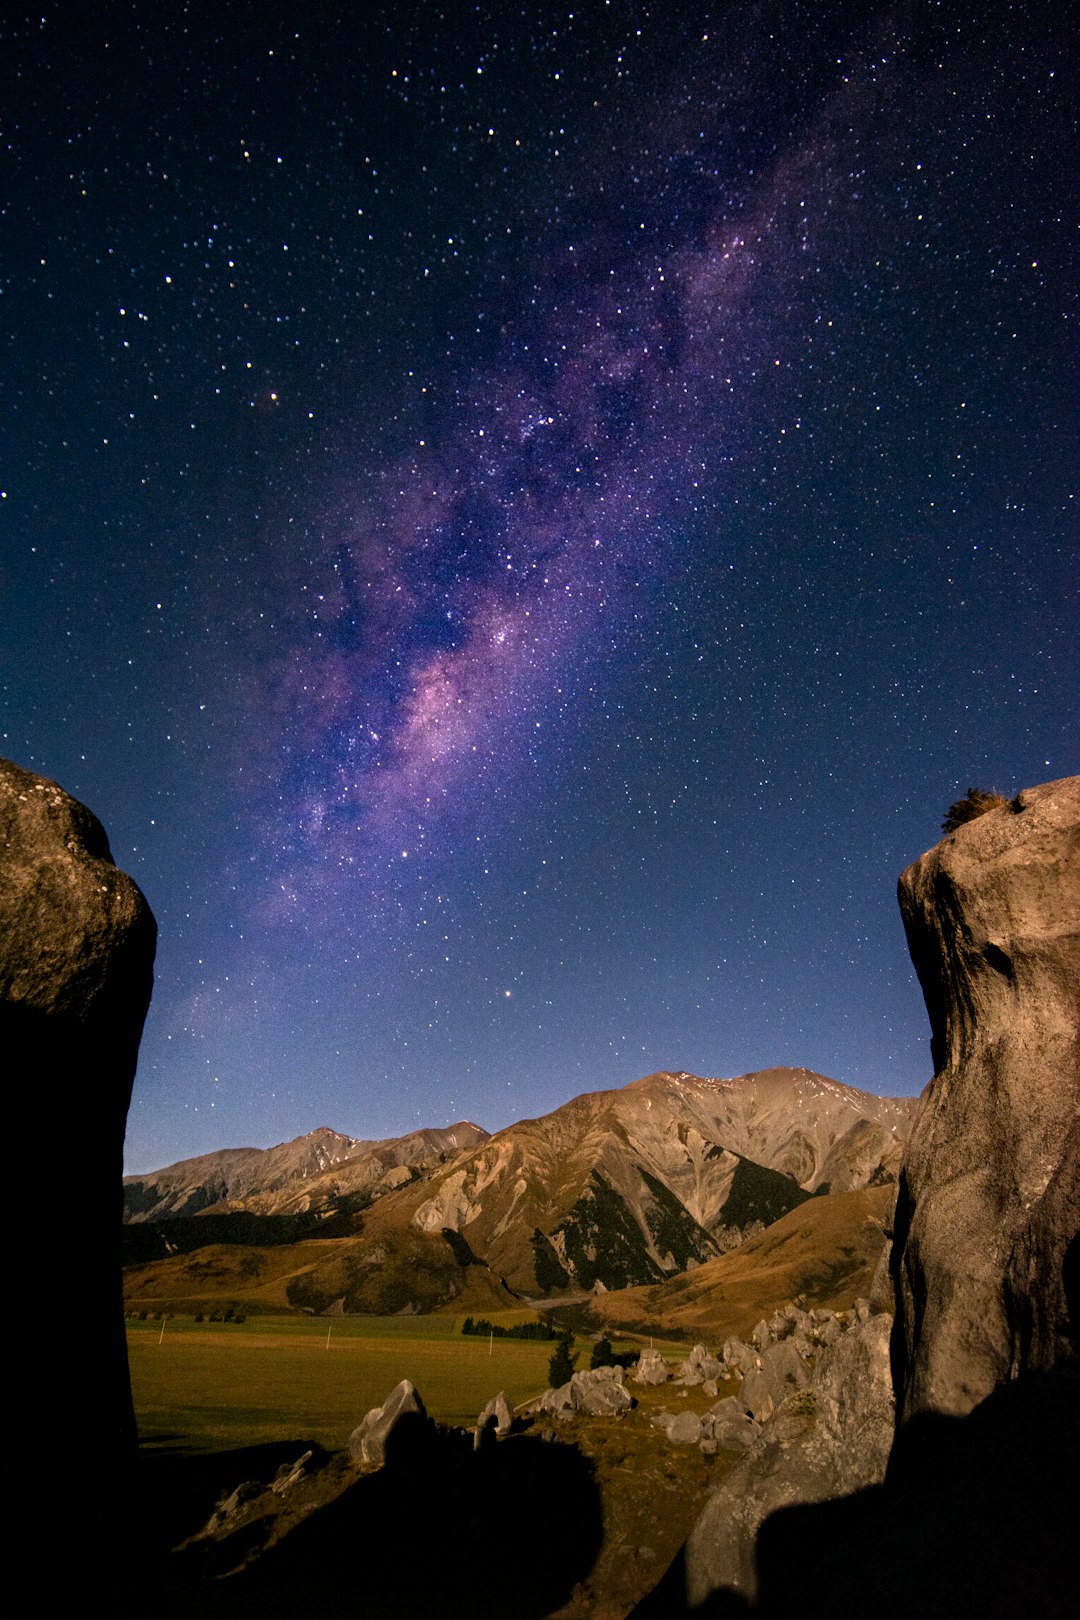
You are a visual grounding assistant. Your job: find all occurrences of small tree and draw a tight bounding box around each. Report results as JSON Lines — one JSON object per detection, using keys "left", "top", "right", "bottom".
{"left": 548, "top": 1329, "right": 576, "bottom": 1388}
{"left": 589, "top": 1335, "right": 615, "bottom": 1370}
{"left": 942, "top": 787, "right": 1007, "bottom": 834}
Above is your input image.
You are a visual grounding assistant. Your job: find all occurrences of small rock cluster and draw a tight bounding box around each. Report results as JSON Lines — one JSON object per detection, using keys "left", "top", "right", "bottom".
{"left": 537, "top": 1362, "right": 634, "bottom": 1417}
{"left": 202, "top": 1449, "right": 314, "bottom": 1534}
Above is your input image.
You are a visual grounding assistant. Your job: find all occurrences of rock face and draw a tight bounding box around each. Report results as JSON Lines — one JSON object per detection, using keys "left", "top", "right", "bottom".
{"left": 0, "top": 758, "right": 156, "bottom": 1459}
{"left": 893, "top": 775, "right": 1080, "bottom": 1421}
{"left": 0, "top": 758, "right": 156, "bottom": 1109}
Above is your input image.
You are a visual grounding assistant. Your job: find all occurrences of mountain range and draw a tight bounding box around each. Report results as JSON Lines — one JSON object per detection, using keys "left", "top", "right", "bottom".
{"left": 123, "top": 1067, "right": 916, "bottom": 1315}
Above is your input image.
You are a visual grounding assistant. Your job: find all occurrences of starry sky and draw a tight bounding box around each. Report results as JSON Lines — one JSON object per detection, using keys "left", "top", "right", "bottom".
{"left": 4, "top": 2, "right": 1076, "bottom": 1172}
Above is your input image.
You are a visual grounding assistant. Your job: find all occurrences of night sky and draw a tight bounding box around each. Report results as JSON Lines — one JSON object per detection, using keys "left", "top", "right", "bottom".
{"left": 4, "top": 2, "right": 1075, "bottom": 1173}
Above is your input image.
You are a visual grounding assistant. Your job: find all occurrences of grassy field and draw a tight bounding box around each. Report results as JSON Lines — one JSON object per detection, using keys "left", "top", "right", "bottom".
{"left": 127, "top": 1310, "right": 683, "bottom": 1454}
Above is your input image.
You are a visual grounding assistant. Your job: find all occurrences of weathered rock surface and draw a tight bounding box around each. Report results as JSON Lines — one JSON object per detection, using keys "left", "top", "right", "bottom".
{"left": 633, "top": 1347, "right": 670, "bottom": 1385}
{"left": 893, "top": 775, "right": 1080, "bottom": 1421}
{"left": 674, "top": 1343, "right": 723, "bottom": 1385}
{"left": 0, "top": 757, "right": 156, "bottom": 1112}
{"left": 682, "top": 1314, "right": 894, "bottom": 1604}
{"left": 348, "top": 1379, "right": 427, "bottom": 1467}
{"left": 667, "top": 1410, "right": 704, "bottom": 1445}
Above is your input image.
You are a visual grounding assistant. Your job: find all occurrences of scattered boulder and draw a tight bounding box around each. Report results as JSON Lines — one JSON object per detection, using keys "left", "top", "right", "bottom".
{"left": 476, "top": 1390, "right": 513, "bottom": 1438}
{"left": 894, "top": 775, "right": 1080, "bottom": 1421}
{"left": 704, "top": 1395, "right": 761, "bottom": 1453}
{"left": 810, "top": 1309, "right": 841, "bottom": 1348}
{"left": 206, "top": 1478, "right": 264, "bottom": 1532}
{"left": 667, "top": 1410, "right": 704, "bottom": 1446}
{"left": 270, "top": 1450, "right": 312, "bottom": 1495}
{"left": 633, "top": 1348, "right": 670, "bottom": 1385}
{"left": 758, "top": 1337, "right": 811, "bottom": 1407}
{"left": 572, "top": 1365, "right": 633, "bottom": 1415}
{"left": 675, "top": 1344, "right": 724, "bottom": 1385}
{"left": 721, "top": 1337, "right": 759, "bottom": 1377}
{"left": 538, "top": 1364, "right": 633, "bottom": 1417}
{"left": 348, "top": 1379, "right": 427, "bottom": 1468}
{"left": 738, "top": 1368, "right": 775, "bottom": 1423}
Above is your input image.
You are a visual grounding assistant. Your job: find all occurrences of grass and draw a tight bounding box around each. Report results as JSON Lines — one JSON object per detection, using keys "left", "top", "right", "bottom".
{"left": 127, "top": 1310, "right": 680, "bottom": 1454}
{"left": 128, "top": 1311, "right": 735, "bottom": 1620}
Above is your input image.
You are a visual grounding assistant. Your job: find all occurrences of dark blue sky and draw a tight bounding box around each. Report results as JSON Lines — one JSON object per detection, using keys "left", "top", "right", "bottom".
{"left": 4, "top": 2, "right": 1075, "bottom": 1171}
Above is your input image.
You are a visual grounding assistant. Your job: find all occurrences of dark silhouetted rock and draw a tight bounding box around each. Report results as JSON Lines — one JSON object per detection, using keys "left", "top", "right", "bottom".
{"left": 894, "top": 775, "right": 1080, "bottom": 1420}
{"left": 0, "top": 758, "right": 155, "bottom": 1486}
{"left": 0, "top": 758, "right": 156, "bottom": 1083}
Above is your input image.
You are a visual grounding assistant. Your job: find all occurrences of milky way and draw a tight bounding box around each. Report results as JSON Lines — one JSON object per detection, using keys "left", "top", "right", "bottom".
{"left": 4, "top": 2, "right": 1075, "bottom": 1166}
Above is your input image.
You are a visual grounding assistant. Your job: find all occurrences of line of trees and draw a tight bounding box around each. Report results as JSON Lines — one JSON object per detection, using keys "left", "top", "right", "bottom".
{"left": 461, "top": 1316, "right": 556, "bottom": 1340}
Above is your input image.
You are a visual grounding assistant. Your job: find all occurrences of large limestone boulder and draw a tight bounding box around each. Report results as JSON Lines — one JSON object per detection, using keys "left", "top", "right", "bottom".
{"left": 893, "top": 776, "right": 1080, "bottom": 1421}
{"left": 0, "top": 758, "right": 156, "bottom": 1465}
{"left": 633, "top": 1348, "right": 670, "bottom": 1385}
{"left": 349, "top": 1379, "right": 428, "bottom": 1467}
{"left": 0, "top": 757, "right": 155, "bottom": 1106}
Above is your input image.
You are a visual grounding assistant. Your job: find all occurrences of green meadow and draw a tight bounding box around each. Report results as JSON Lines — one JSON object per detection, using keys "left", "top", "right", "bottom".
{"left": 127, "top": 1310, "right": 681, "bottom": 1454}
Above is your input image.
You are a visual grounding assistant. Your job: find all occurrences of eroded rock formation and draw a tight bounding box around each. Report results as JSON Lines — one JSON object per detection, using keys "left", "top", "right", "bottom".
{"left": 893, "top": 774, "right": 1080, "bottom": 1420}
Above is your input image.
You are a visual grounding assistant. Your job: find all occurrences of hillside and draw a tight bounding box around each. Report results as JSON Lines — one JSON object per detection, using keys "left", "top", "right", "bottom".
{"left": 584, "top": 1182, "right": 895, "bottom": 1341}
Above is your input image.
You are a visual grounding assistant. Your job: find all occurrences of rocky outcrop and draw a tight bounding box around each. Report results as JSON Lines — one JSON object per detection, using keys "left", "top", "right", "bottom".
{"left": 893, "top": 775, "right": 1080, "bottom": 1420}
{"left": 680, "top": 1313, "right": 895, "bottom": 1604}
{"left": 475, "top": 1390, "right": 513, "bottom": 1443}
{"left": 0, "top": 758, "right": 156, "bottom": 1464}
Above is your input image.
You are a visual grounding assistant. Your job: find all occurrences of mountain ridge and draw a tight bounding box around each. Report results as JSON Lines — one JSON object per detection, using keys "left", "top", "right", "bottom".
{"left": 124, "top": 1067, "right": 917, "bottom": 1309}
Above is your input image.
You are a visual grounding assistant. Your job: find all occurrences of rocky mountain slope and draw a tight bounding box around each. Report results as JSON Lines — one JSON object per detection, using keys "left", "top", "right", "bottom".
{"left": 316, "top": 1067, "right": 914, "bottom": 1299}
{"left": 586, "top": 1183, "right": 895, "bottom": 1341}
{"left": 124, "top": 1121, "right": 490, "bottom": 1223}
{"left": 123, "top": 1067, "right": 915, "bottom": 1310}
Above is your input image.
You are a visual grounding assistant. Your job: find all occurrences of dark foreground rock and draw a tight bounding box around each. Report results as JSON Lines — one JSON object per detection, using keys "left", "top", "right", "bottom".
{"left": 893, "top": 774, "right": 1080, "bottom": 1419}
{"left": 1, "top": 757, "right": 156, "bottom": 1593}
{"left": 0, "top": 762, "right": 155, "bottom": 1404}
